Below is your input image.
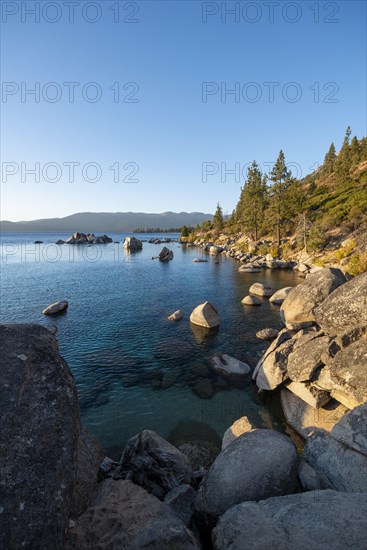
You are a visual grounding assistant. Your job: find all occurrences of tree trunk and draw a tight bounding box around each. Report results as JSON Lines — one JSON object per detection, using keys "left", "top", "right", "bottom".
{"left": 255, "top": 225, "right": 258, "bottom": 241}
{"left": 276, "top": 221, "right": 281, "bottom": 246}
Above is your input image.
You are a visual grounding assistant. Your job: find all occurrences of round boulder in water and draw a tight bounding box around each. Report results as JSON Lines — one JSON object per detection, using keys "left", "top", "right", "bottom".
{"left": 42, "top": 301, "right": 68, "bottom": 315}
{"left": 249, "top": 283, "right": 274, "bottom": 297}
{"left": 190, "top": 301, "right": 220, "bottom": 328}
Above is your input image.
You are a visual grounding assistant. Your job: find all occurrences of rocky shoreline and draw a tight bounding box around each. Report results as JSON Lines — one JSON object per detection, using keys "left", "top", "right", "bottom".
{"left": 1, "top": 269, "right": 366, "bottom": 548}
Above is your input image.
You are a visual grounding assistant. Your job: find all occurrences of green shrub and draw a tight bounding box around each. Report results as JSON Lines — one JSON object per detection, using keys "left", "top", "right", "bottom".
{"left": 281, "top": 242, "right": 294, "bottom": 260}
{"left": 334, "top": 239, "right": 356, "bottom": 261}
{"left": 269, "top": 244, "right": 280, "bottom": 258}
{"left": 236, "top": 242, "right": 249, "bottom": 253}
{"left": 308, "top": 223, "right": 327, "bottom": 252}
{"left": 347, "top": 252, "right": 367, "bottom": 275}
{"left": 257, "top": 243, "right": 269, "bottom": 255}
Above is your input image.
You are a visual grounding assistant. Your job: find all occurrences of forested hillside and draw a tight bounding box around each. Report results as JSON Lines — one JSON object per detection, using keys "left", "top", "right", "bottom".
{"left": 184, "top": 127, "right": 367, "bottom": 274}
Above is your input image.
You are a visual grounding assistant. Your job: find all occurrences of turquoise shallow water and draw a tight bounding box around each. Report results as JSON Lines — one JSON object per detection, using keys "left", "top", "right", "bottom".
{"left": 0, "top": 232, "right": 300, "bottom": 457}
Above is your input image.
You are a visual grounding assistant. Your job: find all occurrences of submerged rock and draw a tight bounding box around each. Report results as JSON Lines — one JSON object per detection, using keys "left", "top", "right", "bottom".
{"left": 208, "top": 353, "right": 251, "bottom": 378}
{"left": 190, "top": 301, "right": 220, "bottom": 328}
{"left": 256, "top": 328, "right": 279, "bottom": 340}
{"left": 212, "top": 490, "right": 367, "bottom": 550}
{"left": 191, "top": 378, "right": 214, "bottom": 399}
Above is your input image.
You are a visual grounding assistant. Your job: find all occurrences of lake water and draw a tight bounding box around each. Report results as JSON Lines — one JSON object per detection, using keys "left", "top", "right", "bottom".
{"left": 0, "top": 232, "right": 301, "bottom": 458}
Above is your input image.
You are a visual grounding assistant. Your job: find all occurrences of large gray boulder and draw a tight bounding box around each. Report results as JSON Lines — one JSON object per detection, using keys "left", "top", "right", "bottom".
{"left": 190, "top": 301, "right": 220, "bottom": 328}
{"left": 66, "top": 479, "right": 199, "bottom": 549}
{"left": 280, "top": 388, "right": 346, "bottom": 438}
{"left": 280, "top": 268, "right": 346, "bottom": 329}
{"left": 314, "top": 271, "right": 367, "bottom": 335}
{"left": 70, "top": 427, "right": 105, "bottom": 519}
{"left": 301, "top": 430, "right": 367, "bottom": 492}
{"left": 115, "top": 430, "right": 193, "bottom": 499}
{"left": 269, "top": 286, "right": 293, "bottom": 304}
{"left": 329, "top": 339, "right": 367, "bottom": 408}
{"left": 286, "top": 333, "right": 331, "bottom": 381}
{"left": 195, "top": 429, "right": 299, "bottom": 527}
{"left": 255, "top": 337, "right": 294, "bottom": 390}
{"left": 331, "top": 402, "right": 367, "bottom": 456}
{"left": 0, "top": 324, "right": 80, "bottom": 549}
{"left": 212, "top": 490, "right": 367, "bottom": 550}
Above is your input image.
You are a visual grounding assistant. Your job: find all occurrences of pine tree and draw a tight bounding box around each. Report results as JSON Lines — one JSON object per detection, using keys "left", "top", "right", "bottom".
{"left": 359, "top": 137, "right": 367, "bottom": 162}
{"left": 350, "top": 136, "right": 361, "bottom": 166}
{"left": 213, "top": 203, "right": 224, "bottom": 230}
{"left": 323, "top": 142, "right": 336, "bottom": 175}
{"left": 267, "top": 150, "right": 292, "bottom": 245}
{"left": 335, "top": 126, "right": 352, "bottom": 180}
{"left": 235, "top": 161, "right": 267, "bottom": 241}
{"left": 181, "top": 225, "right": 189, "bottom": 238}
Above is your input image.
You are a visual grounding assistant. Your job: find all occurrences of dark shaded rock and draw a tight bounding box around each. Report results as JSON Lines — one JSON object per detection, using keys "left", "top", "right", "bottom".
{"left": 0, "top": 324, "right": 80, "bottom": 549}
{"left": 195, "top": 430, "right": 299, "bottom": 527}
{"left": 314, "top": 271, "right": 367, "bottom": 335}
{"left": 302, "top": 430, "right": 367, "bottom": 492}
{"left": 66, "top": 479, "right": 199, "bottom": 549}
{"left": 70, "top": 427, "right": 105, "bottom": 519}
{"left": 123, "top": 236, "right": 142, "bottom": 251}
{"left": 158, "top": 246, "right": 174, "bottom": 261}
{"left": 177, "top": 441, "right": 220, "bottom": 475}
{"left": 280, "top": 268, "right": 346, "bottom": 329}
{"left": 114, "top": 430, "right": 192, "bottom": 499}
{"left": 212, "top": 490, "right": 367, "bottom": 550}
{"left": 335, "top": 325, "right": 367, "bottom": 348}
{"left": 164, "top": 484, "right": 196, "bottom": 527}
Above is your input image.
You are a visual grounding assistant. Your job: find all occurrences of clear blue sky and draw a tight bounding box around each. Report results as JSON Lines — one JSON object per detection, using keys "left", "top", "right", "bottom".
{"left": 1, "top": 0, "right": 366, "bottom": 220}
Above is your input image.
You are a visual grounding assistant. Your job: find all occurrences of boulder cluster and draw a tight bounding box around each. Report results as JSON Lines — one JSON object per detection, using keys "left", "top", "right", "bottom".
{"left": 1, "top": 292, "right": 366, "bottom": 548}
{"left": 57, "top": 232, "right": 113, "bottom": 245}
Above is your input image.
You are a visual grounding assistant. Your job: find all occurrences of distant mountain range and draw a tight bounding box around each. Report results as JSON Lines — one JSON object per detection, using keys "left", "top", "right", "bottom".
{"left": 0, "top": 211, "right": 213, "bottom": 233}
